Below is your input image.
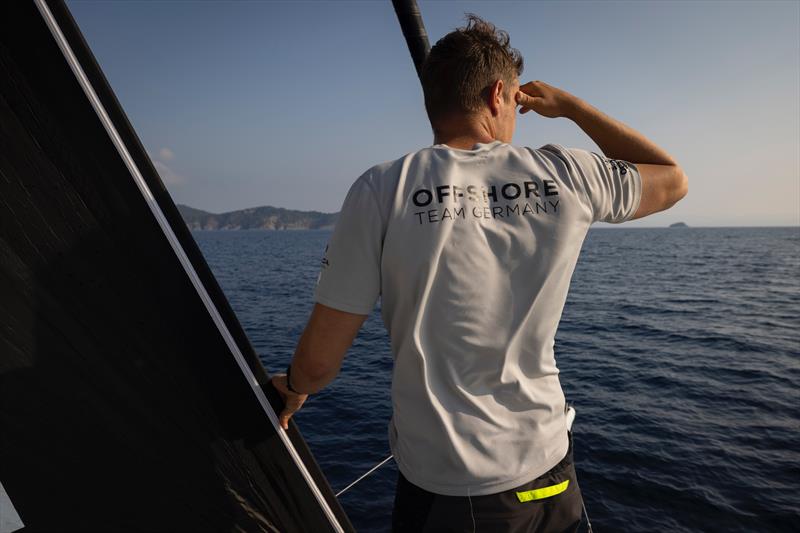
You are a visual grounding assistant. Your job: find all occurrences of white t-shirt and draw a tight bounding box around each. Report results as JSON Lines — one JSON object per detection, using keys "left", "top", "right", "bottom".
{"left": 314, "top": 141, "right": 642, "bottom": 496}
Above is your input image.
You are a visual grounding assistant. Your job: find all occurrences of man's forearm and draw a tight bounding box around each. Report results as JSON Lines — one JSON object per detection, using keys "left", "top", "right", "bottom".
{"left": 284, "top": 303, "right": 368, "bottom": 395}
{"left": 566, "top": 98, "right": 678, "bottom": 166}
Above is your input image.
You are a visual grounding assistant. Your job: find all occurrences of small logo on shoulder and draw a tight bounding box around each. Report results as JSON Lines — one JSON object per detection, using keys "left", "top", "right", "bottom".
{"left": 606, "top": 158, "right": 628, "bottom": 175}
{"left": 321, "top": 244, "right": 330, "bottom": 269}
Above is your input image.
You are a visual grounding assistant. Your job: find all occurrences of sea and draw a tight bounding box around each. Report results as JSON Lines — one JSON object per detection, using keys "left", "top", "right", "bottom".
{"left": 193, "top": 226, "right": 799, "bottom": 533}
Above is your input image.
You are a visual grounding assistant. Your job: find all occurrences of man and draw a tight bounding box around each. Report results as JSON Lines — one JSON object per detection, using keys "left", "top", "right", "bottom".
{"left": 271, "top": 14, "right": 687, "bottom": 533}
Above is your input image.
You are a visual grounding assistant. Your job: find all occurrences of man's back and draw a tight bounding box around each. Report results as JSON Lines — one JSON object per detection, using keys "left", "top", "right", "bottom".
{"left": 273, "top": 14, "right": 686, "bottom": 532}
{"left": 314, "top": 140, "right": 642, "bottom": 495}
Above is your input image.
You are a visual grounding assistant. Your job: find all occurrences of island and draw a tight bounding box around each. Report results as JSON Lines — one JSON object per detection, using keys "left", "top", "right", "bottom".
{"left": 669, "top": 222, "right": 689, "bottom": 228}
{"left": 177, "top": 204, "right": 338, "bottom": 230}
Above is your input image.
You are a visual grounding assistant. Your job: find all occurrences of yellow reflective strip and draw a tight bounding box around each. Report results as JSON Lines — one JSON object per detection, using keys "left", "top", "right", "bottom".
{"left": 516, "top": 479, "right": 570, "bottom": 503}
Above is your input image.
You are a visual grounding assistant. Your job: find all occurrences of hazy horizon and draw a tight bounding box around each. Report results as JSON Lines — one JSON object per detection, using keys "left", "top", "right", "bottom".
{"left": 67, "top": 0, "right": 799, "bottom": 228}
{"left": 178, "top": 201, "right": 796, "bottom": 230}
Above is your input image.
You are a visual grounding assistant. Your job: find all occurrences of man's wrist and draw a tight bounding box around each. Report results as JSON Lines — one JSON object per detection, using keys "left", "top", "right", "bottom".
{"left": 562, "top": 96, "right": 589, "bottom": 122}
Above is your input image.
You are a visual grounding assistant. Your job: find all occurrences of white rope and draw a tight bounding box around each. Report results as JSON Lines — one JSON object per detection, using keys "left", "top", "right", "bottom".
{"left": 582, "top": 496, "right": 593, "bottom": 532}
{"left": 335, "top": 454, "right": 394, "bottom": 497}
{"left": 467, "top": 487, "right": 476, "bottom": 533}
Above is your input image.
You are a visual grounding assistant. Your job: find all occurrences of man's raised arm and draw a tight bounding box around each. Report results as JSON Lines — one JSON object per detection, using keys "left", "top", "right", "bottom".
{"left": 516, "top": 80, "right": 688, "bottom": 220}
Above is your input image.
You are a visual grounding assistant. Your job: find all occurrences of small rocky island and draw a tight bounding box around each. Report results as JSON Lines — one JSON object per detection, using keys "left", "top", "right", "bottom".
{"left": 669, "top": 222, "right": 689, "bottom": 228}
{"left": 178, "top": 204, "right": 338, "bottom": 230}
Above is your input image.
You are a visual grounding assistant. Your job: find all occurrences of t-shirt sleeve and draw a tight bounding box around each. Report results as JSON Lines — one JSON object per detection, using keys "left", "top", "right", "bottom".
{"left": 541, "top": 144, "right": 642, "bottom": 224}
{"left": 313, "top": 172, "right": 383, "bottom": 315}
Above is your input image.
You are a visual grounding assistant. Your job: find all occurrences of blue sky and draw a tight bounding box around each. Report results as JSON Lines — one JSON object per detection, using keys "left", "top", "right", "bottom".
{"left": 67, "top": 0, "right": 799, "bottom": 227}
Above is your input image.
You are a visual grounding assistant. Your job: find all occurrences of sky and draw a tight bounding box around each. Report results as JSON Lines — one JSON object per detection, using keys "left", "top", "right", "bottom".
{"left": 66, "top": 0, "right": 799, "bottom": 227}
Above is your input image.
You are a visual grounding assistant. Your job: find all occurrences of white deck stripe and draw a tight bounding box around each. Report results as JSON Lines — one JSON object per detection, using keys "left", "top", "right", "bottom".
{"left": 0, "top": 480, "right": 24, "bottom": 533}
{"left": 32, "top": 1, "right": 344, "bottom": 530}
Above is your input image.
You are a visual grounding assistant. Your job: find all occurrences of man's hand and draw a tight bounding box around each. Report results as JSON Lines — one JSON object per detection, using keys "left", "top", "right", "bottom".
{"left": 271, "top": 373, "right": 309, "bottom": 430}
{"left": 516, "top": 80, "right": 581, "bottom": 119}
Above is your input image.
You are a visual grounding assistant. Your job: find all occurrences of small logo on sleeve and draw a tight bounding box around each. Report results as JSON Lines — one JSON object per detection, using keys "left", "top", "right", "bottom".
{"left": 606, "top": 158, "right": 628, "bottom": 175}
{"left": 321, "top": 244, "right": 330, "bottom": 269}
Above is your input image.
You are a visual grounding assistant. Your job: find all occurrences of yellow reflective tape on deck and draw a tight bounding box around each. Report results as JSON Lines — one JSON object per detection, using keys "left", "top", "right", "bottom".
{"left": 516, "top": 479, "right": 570, "bottom": 503}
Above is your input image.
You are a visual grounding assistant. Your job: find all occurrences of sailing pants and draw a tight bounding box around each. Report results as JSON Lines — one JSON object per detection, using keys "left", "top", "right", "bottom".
{"left": 391, "top": 432, "right": 583, "bottom": 533}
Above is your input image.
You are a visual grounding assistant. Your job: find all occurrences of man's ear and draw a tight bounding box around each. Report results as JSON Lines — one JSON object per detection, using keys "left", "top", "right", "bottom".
{"left": 487, "top": 79, "right": 504, "bottom": 117}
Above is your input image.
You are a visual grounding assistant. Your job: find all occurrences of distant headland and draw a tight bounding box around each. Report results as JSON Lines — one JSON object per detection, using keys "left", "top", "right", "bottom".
{"left": 177, "top": 204, "right": 338, "bottom": 230}
{"left": 178, "top": 205, "right": 698, "bottom": 230}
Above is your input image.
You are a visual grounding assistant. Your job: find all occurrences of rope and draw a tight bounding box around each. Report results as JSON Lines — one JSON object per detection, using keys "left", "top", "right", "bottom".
{"left": 581, "top": 495, "right": 593, "bottom": 532}
{"left": 467, "top": 487, "right": 476, "bottom": 533}
{"left": 335, "top": 454, "right": 394, "bottom": 497}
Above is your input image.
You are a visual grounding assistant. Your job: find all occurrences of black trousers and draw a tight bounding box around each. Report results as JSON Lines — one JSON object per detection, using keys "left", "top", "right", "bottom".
{"left": 392, "top": 433, "right": 582, "bottom": 533}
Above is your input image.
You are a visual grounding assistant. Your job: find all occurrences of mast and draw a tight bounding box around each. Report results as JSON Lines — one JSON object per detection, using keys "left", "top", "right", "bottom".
{"left": 391, "top": 0, "right": 430, "bottom": 79}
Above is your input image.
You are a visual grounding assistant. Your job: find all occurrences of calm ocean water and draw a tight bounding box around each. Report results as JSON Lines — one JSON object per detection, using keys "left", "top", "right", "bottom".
{"left": 193, "top": 226, "right": 799, "bottom": 532}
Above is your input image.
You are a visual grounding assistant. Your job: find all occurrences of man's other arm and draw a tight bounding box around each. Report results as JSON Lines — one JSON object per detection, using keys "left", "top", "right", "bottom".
{"left": 517, "top": 81, "right": 688, "bottom": 219}
{"left": 271, "top": 303, "right": 367, "bottom": 428}
{"left": 289, "top": 302, "right": 367, "bottom": 394}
